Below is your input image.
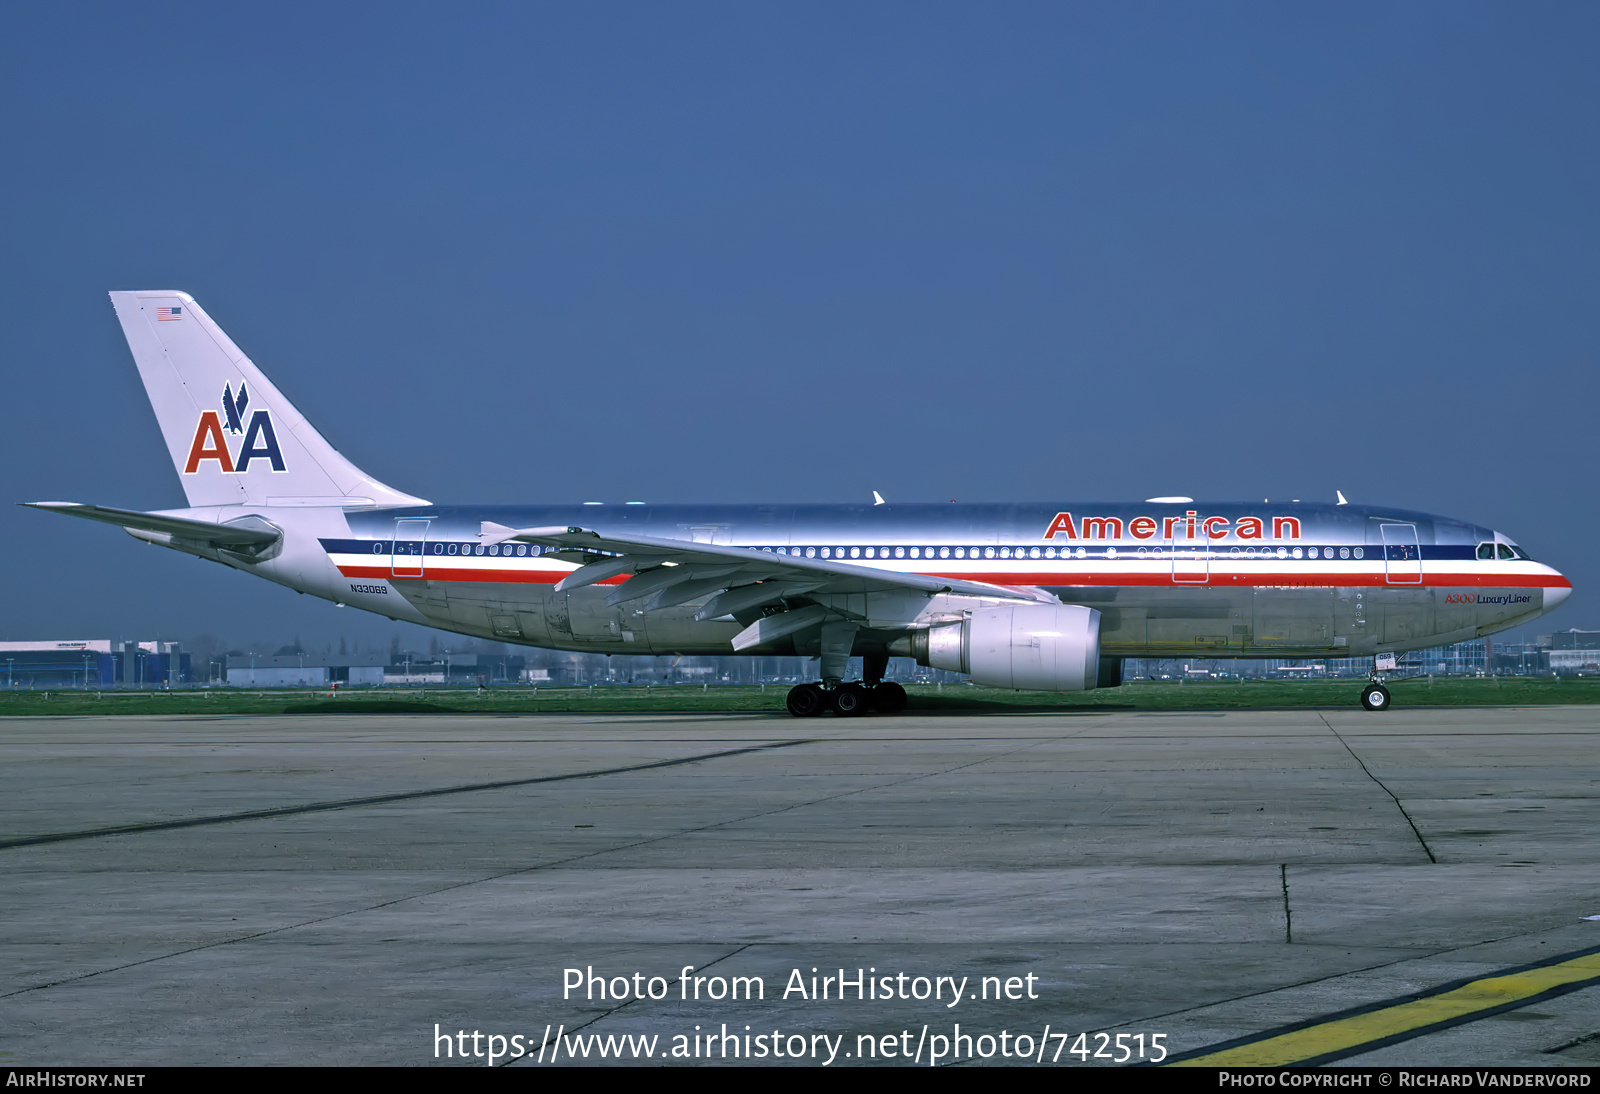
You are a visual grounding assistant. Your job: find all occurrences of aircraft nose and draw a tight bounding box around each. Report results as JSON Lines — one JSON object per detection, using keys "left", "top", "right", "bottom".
{"left": 1544, "top": 577, "right": 1572, "bottom": 614}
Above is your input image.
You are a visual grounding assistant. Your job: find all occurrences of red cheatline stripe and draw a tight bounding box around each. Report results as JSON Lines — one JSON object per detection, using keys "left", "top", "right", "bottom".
{"left": 333, "top": 564, "right": 1568, "bottom": 590}
{"left": 338, "top": 565, "right": 577, "bottom": 584}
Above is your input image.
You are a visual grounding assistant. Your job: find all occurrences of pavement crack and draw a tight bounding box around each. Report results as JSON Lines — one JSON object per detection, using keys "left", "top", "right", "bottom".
{"left": 0, "top": 738, "right": 819, "bottom": 851}
{"left": 1317, "top": 712, "right": 1437, "bottom": 864}
{"left": 2, "top": 732, "right": 1064, "bottom": 1000}
{"left": 1281, "top": 864, "right": 1293, "bottom": 944}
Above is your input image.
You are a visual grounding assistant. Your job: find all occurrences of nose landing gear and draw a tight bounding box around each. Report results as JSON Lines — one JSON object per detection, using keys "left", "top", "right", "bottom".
{"left": 1360, "top": 683, "right": 1391, "bottom": 712}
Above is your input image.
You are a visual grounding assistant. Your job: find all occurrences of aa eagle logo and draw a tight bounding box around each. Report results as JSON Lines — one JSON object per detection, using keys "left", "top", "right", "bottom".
{"left": 221, "top": 382, "right": 249, "bottom": 434}
{"left": 183, "top": 382, "right": 286, "bottom": 474}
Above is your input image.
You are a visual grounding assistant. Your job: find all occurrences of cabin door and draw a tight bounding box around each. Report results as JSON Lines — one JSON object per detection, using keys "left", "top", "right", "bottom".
{"left": 1379, "top": 522, "right": 1422, "bottom": 585}
{"left": 391, "top": 518, "right": 431, "bottom": 579}
{"left": 1170, "top": 525, "right": 1210, "bottom": 584}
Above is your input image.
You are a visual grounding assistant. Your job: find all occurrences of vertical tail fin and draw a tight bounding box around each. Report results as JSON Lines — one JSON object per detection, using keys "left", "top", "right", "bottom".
{"left": 109, "top": 291, "right": 427, "bottom": 509}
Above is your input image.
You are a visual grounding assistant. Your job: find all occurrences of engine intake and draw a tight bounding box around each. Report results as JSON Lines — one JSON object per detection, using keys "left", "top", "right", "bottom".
{"left": 909, "top": 604, "right": 1103, "bottom": 691}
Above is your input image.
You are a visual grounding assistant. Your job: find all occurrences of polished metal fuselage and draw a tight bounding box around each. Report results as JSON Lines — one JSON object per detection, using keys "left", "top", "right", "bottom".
{"left": 287, "top": 500, "right": 1569, "bottom": 661}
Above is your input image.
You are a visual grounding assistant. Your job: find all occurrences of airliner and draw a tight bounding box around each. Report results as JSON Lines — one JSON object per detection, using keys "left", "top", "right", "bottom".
{"left": 25, "top": 291, "right": 1572, "bottom": 715}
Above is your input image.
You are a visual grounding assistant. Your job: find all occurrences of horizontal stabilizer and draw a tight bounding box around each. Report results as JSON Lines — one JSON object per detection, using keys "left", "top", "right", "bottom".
{"left": 23, "top": 502, "right": 281, "bottom": 548}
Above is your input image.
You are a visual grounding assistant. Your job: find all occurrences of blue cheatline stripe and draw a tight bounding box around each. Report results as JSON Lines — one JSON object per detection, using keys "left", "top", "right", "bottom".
{"left": 316, "top": 538, "right": 1476, "bottom": 562}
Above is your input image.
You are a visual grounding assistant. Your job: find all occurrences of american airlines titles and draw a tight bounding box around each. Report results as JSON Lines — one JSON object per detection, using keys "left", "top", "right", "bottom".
{"left": 1044, "top": 512, "right": 1302, "bottom": 542}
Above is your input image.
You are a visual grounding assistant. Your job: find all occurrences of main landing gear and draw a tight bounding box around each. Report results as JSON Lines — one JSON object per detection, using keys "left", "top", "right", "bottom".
{"left": 787, "top": 634, "right": 908, "bottom": 716}
{"left": 785, "top": 681, "right": 908, "bottom": 717}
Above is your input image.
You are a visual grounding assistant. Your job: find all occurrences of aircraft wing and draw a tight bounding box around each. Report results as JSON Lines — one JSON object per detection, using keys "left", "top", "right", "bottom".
{"left": 480, "top": 522, "right": 1051, "bottom": 638}
{"left": 24, "top": 502, "right": 282, "bottom": 548}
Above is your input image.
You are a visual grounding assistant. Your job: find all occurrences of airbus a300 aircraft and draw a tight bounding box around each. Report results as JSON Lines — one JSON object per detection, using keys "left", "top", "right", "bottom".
{"left": 27, "top": 291, "right": 1573, "bottom": 715}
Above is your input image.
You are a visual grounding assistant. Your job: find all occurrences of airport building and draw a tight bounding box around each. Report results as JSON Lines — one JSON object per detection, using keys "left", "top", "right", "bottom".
{"left": 1540, "top": 629, "right": 1600, "bottom": 675}
{"left": 1129, "top": 637, "right": 1507, "bottom": 681}
{"left": 222, "top": 651, "right": 527, "bottom": 687}
{"left": 0, "top": 640, "right": 189, "bottom": 689}
{"left": 224, "top": 653, "right": 389, "bottom": 687}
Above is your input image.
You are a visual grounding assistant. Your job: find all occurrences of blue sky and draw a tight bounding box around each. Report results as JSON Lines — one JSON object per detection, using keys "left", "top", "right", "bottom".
{"left": 2, "top": 2, "right": 1595, "bottom": 649}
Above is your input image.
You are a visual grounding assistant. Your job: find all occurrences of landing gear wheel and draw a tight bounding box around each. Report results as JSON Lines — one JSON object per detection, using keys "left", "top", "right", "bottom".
{"left": 786, "top": 684, "right": 826, "bottom": 717}
{"left": 831, "top": 683, "right": 868, "bottom": 717}
{"left": 872, "top": 681, "right": 908, "bottom": 713}
{"left": 1360, "top": 684, "right": 1391, "bottom": 712}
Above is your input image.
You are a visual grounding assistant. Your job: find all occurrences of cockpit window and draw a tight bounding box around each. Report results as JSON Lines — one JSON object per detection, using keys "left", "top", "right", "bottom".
{"left": 1477, "top": 543, "right": 1496, "bottom": 560}
{"left": 1498, "top": 544, "right": 1518, "bottom": 560}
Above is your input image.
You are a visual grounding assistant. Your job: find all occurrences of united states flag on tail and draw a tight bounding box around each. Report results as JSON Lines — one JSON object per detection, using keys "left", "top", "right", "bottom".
{"left": 157, "top": 306, "right": 182, "bottom": 321}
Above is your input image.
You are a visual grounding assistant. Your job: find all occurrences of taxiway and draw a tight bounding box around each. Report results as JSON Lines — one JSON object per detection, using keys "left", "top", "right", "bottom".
{"left": 3, "top": 706, "right": 1598, "bottom": 1066}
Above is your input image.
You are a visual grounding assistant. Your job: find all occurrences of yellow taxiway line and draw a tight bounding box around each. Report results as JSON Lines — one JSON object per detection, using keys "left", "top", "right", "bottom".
{"left": 1168, "top": 947, "right": 1600, "bottom": 1067}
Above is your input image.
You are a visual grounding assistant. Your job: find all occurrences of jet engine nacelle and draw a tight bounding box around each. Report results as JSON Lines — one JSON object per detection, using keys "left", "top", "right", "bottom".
{"left": 924, "top": 604, "right": 1102, "bottom": 691}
